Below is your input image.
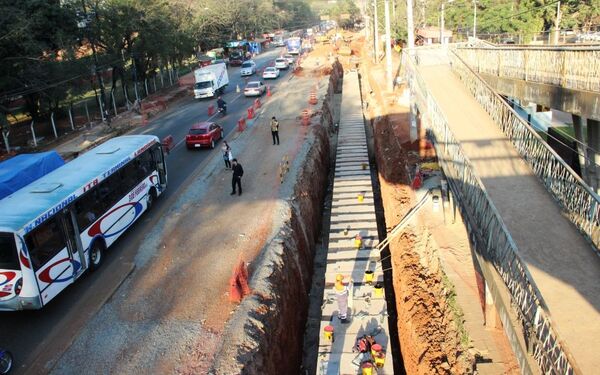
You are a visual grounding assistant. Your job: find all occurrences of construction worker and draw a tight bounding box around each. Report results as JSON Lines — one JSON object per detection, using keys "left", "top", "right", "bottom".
{"left": 334, "top": 274, "right": 351, "bottom": 322}
{"left": 230, "top": 159, "right": 244, "bottom": 196}
{"left": 270, "top": 116, "right": 280, "bottom": 145}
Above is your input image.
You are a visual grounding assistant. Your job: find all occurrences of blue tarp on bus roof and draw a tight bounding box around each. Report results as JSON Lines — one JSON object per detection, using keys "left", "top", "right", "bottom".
{"left": 0, "top": 151, "right": 64, "bottom": 200}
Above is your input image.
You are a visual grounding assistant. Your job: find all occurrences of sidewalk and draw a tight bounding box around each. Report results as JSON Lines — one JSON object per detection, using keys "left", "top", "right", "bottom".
{"left": 51, "top": 46, "right": 334, "bottom": 374}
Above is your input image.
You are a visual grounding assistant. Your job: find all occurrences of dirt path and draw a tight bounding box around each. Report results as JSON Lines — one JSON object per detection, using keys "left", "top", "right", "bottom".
{"left": 51, "top": 49, "right": 329, "bottom": 374}
{"left": 419, "top": 63, "right": 600, "bottom": 373}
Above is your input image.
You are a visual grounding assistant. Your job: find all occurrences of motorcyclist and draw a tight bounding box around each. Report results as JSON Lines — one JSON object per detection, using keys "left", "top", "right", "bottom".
{"left": 217, "top": 96, "right": 227, "bottom": 114}
{"left": 217, "top": 96, "right": 226, "bottom": 110}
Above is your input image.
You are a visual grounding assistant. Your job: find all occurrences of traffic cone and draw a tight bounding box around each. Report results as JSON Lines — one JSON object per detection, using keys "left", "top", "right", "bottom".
{"left": 236, "top": 84, "right": 240, "bottom": 93}
{"left": 267, "top": 85, "right": 271, "bottom": 97}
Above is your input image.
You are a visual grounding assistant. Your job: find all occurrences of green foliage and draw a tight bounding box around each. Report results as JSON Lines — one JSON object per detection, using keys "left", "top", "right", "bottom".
{"left": 324, "top": 0, "right": 361, "bottom": 28}
{"left": 0, "top": 0, "right": 316, "bottom": 122}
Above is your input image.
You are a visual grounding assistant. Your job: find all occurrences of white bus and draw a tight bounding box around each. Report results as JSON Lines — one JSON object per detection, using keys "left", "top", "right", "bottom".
{"left": 0, "top": 135, "right": 167, "bottom": 310}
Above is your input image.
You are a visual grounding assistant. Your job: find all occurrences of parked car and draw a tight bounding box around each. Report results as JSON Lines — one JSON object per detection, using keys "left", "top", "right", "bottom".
{"left": 186, "top": 122, "right": 223, "bottom": 149}
{"left": 274, "top": 58, "right": 289, "bottom": 70}
{"left": 283, "top": 54, "right": 295, "bottom": 65}
{"left": 240, "top": 60, "right": 256, "bottom": 76}
{"left": 244, "top": 81, "right": 266, "bottom": 97}
{"left": 262, "top": 67, "right": 280, "bottom": 79}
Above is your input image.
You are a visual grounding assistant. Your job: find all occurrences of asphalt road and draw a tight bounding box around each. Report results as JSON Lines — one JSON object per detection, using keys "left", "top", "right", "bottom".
{"left": 0, "top": 46, "right": 294, "bottom": 374}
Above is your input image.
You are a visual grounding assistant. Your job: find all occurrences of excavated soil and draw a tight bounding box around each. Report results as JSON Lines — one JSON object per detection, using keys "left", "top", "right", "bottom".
{"left": 370, "top": 109, "right": 475, "bottom": 374}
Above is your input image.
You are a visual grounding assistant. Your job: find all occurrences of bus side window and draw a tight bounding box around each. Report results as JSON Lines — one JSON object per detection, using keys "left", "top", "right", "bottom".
{"left": 25, "top": 217, "right": 67, "bottom": 271}
{"left": 75, "top": 191, "right": 101, "bottom": 231}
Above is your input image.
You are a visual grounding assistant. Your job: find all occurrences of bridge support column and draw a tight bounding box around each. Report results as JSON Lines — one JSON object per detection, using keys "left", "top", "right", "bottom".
{"left": 484, "top": 282, "right": 500, "bottom": 329}
{"left": 588, "top": 118, "right": 600, "bottom": 193}
{"left": 573, "top": 114, "right": 588, "bottom": 182}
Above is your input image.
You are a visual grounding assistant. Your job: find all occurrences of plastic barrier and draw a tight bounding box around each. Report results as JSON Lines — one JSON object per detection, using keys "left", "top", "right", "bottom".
{"left": 254, "top": 98, "right": 261, "bottom": 109}
{"left": 247, "top": 106, "right": 255, "bottom": 119}
{"left": 229, "top": 260, "right": 251, "bottom": 303}
{"left": 208, "top": 104, "right": 215, "bottom": 116}
{"left": 238, "top": 117, "right": 247, "bottom": 132}
{"left": 301, "top": 109, "right": 310, "bottom": 126}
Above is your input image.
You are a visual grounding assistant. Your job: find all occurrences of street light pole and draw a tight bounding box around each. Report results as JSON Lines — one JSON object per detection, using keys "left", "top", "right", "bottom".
{"left": 384, "top": 0, "right": 393, "bottom": 91}
{"left": 440, "top": 2, "right": 445, "bottom": 46}
{"left": 473, "top": 0, "right": 477, "bottom": 39}
{"left": 373, "top": 0, "right": 380, "bottom": 63}
{"left": 406, "top": 0, "right": 415, "bottom": 54}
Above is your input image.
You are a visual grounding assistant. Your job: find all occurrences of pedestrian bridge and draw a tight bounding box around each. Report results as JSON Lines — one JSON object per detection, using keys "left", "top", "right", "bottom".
{"left": 454, "top": 45, "right": 600, "bottom": 121}
{"left": 405, "top": 46, "right": 600, "bottom": 375}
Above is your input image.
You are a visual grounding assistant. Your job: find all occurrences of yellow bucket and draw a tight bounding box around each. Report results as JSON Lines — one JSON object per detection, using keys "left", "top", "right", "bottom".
{"left": 374, "top": 352, "right": 386, "bottom": 367}
{"left": 374, "top": 283, "right": 384, "bottom": 297}
{"left": 323, "top": 325, "right": 334, "bottom": 341}
{"left": 361, "top": 362, "right": 374, "bottom": 375}
{"left": 354, "top": 235, "right": 362, "bottom": 249}
{"left": 357, "top": 193, "right": 364, "bottom": 202}
{"left": 365, "top": 270, "right": 374, "bottom": 284}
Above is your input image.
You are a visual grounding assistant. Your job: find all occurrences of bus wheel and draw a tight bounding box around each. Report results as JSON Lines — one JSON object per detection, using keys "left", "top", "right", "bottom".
{"left": 89, "top": 242, "right": 104, "bottom": 271}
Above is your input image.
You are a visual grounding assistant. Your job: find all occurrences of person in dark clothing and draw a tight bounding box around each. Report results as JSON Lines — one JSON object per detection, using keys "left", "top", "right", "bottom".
{"left": 270, "top": 116, "right": 280, "bottom": 145}
{"left": 230, "top": 159, "right": 244, "bottom": 196}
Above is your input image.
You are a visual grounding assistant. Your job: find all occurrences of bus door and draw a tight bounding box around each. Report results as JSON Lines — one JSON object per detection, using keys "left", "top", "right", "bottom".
{"left": 153, "top": 145, "right": 168, "bottom": 187}
{"left": 64, "top": 209, "right": 87, "bottom": 277}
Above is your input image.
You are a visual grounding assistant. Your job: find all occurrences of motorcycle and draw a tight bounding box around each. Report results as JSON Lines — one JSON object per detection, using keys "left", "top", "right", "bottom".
{"left": 218, "top": 105, "right": 227, "bottom": 117}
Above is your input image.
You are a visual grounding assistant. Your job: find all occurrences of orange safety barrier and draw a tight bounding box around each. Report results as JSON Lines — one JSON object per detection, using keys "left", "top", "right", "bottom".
{"left": 301, "top": 109, "right": 310, "bottom": 126}
{"left": 309, "top": 91, "right": 318, "bottom": 105}
{"left": 229, "top": 259, "right": 251, "bottom": 303}
{"left": 254, "top": 98, "right": 261, "bottom": 109}
{"left": 247, "top": 106, "right": 255, "bottom": 119}
{"left": 161, "top": 135, "right": 174, "bottom": 154}
{"left": 238, "top": 117, "right": 247, "bottom": 132}
{"left": 208, "top": 104, "right": 215, "bottom": 116}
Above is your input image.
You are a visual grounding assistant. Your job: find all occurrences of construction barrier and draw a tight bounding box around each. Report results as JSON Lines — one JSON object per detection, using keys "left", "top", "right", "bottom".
{"left": 254, "top": 98, "right": 262, "bottom": 109}
{"left": 229, "top": 259, "right": 251, "bottom": 303}
{"left": 301, "top": 109, "right": 310, "bottom": 126}
{"left": 208, "top": 104, "right": 215, "bottom": 116}
{"left": 247, "top": 106, "right": 255, "bottom": 120}
{"left": 237, "top": 117, "right": 246, "bottom": 132}
{"left": 161, "top": 135, "right": 174, "bottom": 154}
{"left": 309, "top": 91, "right": 318, "bottom": 105}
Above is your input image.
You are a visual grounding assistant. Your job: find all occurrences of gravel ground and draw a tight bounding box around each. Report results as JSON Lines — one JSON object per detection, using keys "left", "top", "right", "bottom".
{"left": 51, "top": 49, "right": 332, "bottom": 375}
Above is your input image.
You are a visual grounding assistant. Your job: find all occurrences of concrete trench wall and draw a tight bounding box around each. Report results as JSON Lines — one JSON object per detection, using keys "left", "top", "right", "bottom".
{"left": 210, "top": 104, "right": 334, "bottom": 374}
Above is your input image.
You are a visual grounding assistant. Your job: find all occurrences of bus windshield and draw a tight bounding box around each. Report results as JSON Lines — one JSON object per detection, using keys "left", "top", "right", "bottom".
{"left": 0, "top": 233, "right": 19, "bottom": 270}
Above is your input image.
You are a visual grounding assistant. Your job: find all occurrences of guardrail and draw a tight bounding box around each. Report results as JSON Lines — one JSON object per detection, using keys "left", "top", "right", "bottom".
{"left": 403, "top": 50, "right": 580, "bottom": 375}
{"left": 449, "top": 51, "right": 600, "bottom": 252}
{"left": 454, "top": 46, "right": 600, "bottom": 92}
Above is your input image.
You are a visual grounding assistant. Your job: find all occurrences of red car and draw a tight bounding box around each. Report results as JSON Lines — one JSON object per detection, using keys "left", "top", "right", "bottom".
{"left": 186, "top": 122, "right": 224, "bottom": 149}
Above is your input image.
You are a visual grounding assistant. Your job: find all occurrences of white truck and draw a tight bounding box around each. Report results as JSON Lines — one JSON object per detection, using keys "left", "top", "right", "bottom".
{"left": 193, "top": 63, "right": 229, "bottom": 99}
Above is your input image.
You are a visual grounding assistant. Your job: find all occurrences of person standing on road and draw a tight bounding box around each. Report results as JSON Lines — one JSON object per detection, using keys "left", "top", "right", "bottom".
{"left": 230, "top": 159, "right": 244, "bottom": 196}
{"left": 270, "top": 116, "right": 280, "bottom": 145}
{"left": 222, "top": 141, "right": 232, "bottom": 169}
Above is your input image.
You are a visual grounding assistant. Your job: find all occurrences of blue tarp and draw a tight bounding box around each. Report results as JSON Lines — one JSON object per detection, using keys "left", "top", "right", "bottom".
{"left": 0, "top": 151, "right": 64, "bottom": 200}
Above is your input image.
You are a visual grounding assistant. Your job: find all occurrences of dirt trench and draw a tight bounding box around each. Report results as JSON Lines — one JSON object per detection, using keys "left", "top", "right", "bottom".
{"left": 209, "top": 62, "right": 342, "bottom": 374}
{"left": 370, "top": 113, "right": 475, "bottom": 374}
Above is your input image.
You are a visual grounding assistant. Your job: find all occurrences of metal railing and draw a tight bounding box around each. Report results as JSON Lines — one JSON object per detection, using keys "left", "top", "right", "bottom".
{"left": 403, "top": 50, "right": 580, "bottom": 375}
{"left": 449, "top": 51, "right": 600, "bottom": 252}
{"left": 455, "top": 46, "right": 600, "bottom": 92}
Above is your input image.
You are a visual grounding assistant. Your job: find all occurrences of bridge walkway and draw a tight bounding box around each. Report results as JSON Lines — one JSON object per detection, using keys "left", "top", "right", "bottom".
{"left": 417, "top": 60, "right": 600, "bottom": 374}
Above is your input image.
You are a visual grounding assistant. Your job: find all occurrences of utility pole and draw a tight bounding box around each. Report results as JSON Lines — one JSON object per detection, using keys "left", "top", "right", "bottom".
{"left": 473, "top": 0, "right": 477, "bottom": 39}
{"left": 406, "top": 0, "right": 415, "bottom": 54}
{"left": 384, "top": 0, "right": 393, "bottom": 91}
{"left": 373, "top": 0, "right": 380, "bottom": 63}
{"left": 440, "top": 2, "right": 445, "bottom": 46}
